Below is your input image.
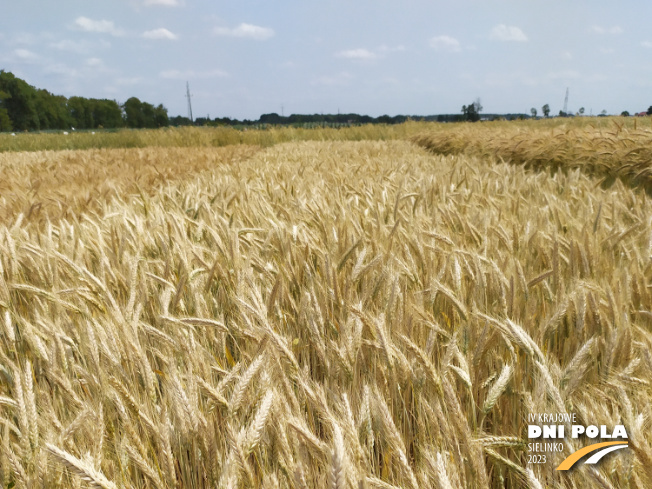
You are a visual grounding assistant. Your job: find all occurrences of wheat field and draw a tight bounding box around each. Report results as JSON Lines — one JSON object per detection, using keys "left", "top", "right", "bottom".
{"left": 1, "top": 124, "right": 652, "bottom": 488}
{"left": 412, "top": 118, "right": 652, "bottom": 192}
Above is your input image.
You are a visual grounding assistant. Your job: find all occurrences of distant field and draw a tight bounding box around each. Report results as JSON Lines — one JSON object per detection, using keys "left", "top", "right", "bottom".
{"left": 0, "top": 145, "right": 260, "bottom": 225}
{"left": 0, "top": 116, "right": 646, "bottom": 153}
{"left": 0, "top": 122, "right": 428, "bottom": 153}
{"left": 412, "top": 116, "right": 652, "bottom": 192}
{"left": 1, "top": 120, "right": 651, "bottom": 488}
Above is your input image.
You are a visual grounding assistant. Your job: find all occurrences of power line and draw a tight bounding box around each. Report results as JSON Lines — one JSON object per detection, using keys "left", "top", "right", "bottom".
{"left": 186, "top": 81, "right": 193, "bottom": 123}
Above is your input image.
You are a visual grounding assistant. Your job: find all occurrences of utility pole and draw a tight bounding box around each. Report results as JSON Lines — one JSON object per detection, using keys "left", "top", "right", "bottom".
{"left": 563, "top": 87, "right": 569, "bottom": 116}
{"left": 186, "top": 82, "right": 194, "bottom": 123}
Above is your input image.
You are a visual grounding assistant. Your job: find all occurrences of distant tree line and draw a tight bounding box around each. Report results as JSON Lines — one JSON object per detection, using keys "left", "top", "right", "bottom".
{"left": 12, "top": 69, "right": 644, "bottom": 133}
{"left": 170, "top": 112, "right": 414, "bottom": 127}
{"left": 0, "top": 70, "right": 168, "bottom": 131}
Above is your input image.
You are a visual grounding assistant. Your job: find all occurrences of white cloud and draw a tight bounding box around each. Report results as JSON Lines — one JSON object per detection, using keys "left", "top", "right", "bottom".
{"left": 591, "top": 25, "right": 622, "bottom": 35}
{"left": 49, "top": 39, "right": 111, "bottom": 54}
{"left": 641, "top": 41, "right": 652, "bottom": 48}
{"left": 600, "top": 47, "right": 615, "bottom": 54}
{"left": 50, "top": 39, "right": 90, "bottom": 54}
{"left": 585, "top": 73, "right": 608, "bottom": 83}
{"left": 483, "top": 71, "right": 538, "bottom": 88}
{"left": 4, "top": 32, "right": 57, "bottom": 46}
{"left": 160, "top": 69, "right": 228, "bottom": 79}
{"left": 546, "top": 70, "right": 580, "bottom": 80}
{"left": 74, "top": 17, "right": 124, "bottom": 36}
{"left": 335, "top": 45, "right": 405, "bottom": 60}
{"left": 86, "top": 57, "right": 104, "bottom": 68}
{"left": 311, "top": 71, "right": 353, "bottom": 86}
{"left": 490, "top": 25, "right": 528, "bottom": 42}
{"left": 429, "top": 35, "right": 461, "bottom": 52}
{"left": 11, "top": 33, "right": 40, "bottom": 45}
{"left": 561, "top": 51, "right": 573, "bottom": 60}
{"left": 213, "top": 23, "right": 274, "bottom": 40}
{"left": 378, "top": 44, "right": 406, "bottom": 53}
{"left": 143, "top": 28, "right": 179, "bottom": 40}
{"left": 144, "top": 0, "right": 181, "bottom": 5}
{"left": 336, "top": 48, "right": 378, "bottom": 60}
{"left": 44, "top": 63, "right": 78, "bottom": 77}
{"left": 380, "top": 76, "right": 399, "bottom": 85}
{"left": 14, "top": 48, "right": 39, "bottom": 61}
{"left": 116, "top": 76, "right": 144, "bottom": 86}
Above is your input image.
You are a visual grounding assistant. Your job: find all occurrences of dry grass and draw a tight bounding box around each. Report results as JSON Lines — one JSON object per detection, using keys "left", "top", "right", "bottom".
{"left": 0, "top": 135, "right": 651, "bottom": 488}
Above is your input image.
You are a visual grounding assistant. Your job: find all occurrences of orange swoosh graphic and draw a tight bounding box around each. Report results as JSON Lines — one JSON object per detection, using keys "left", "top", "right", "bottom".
{"left": 556, "top": 441, "right": 628, "bottom": 470}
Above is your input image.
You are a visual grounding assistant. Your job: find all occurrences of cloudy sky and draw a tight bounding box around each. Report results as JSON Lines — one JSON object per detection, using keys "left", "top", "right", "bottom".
{"left": 2, "top": 1, "right": 652, "bottom": 119}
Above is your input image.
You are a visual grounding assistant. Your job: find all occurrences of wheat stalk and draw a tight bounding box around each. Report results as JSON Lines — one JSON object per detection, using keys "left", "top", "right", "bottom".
{"left": 46, "top": 443, "right": 117, "bottom": 489}
{"left": 483, "top": 364, "right": 512, "bottom": 413}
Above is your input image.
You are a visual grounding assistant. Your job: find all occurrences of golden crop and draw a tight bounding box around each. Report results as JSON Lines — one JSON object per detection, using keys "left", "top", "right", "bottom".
{"left": 1, "top": 123, "right": 651, "bottom": 488}
{"left": 412, "top": 118, "right": 652, "bottom": 192}
{"left": 0, "top": 123, "right": 426, "bottom": 154}
{"left": 0, "top": 145, "right": 259, "bottom": 225}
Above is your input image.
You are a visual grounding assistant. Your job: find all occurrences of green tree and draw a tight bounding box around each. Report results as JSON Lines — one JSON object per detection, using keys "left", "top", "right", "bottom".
{"left": 462, "top": 98, "right": 482, "bottom": 122}
{"left": 122, "top": 98, "right": 168, "bottom": 128}
{"left": 91, "top": 99, "right": 124, "bottom": 128}
{"left": 0, "top": 89, "right": 12, "bottom": 131}
{"left": 123, "top": 97, "right": 146, "bottom": 128}
{"left": 647, "top": 106, "right": 652, "bottom": 115}
{"left": 141, "top": 101, "right": 156, "bottom": 128}
{"left": 621, "top": 111, "right": 630, "bottom": 117}
{"left": 260, "top": 113, "right": 283, "bottom": 124}
{"left": 36, "top": 90, "right": 71, "bottom": 129}
{"left": 530, "top": 107, "right": 537, "bottom": 118}
{"left": 68, "top": 96, "right": 94, "bottom": 129}
{"left": 0, "top": 70, "right": 40, "bottom": 130}
{"left": 579, "top": 107, "right": 585, "bottom": 115}
{"left": 542, "top": 104, "right": 550, "bottom": 118}
{"left": 153, "top": 104, "right": 169, "bottom": 127}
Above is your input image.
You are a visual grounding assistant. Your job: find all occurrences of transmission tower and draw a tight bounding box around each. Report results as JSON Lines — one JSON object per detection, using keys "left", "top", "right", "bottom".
{"left": 563, "top": 87, "right": 569, "bottom": 115}
{"left": 186, "top": 82, "right": 194, "bottom": 123}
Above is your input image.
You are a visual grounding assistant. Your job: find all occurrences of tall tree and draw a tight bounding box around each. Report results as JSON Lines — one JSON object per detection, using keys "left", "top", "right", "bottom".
{"left": 542, "top": 104, "right": 551, "bottom": 118}
{"left": 35, "top": 90, "right": 71, "bottom": 129}
{"left": 91, "top": 99, "right": 124, "bottom": 128}
{"left": 68, "top": 97, "right": 94, "bottom": 129}
{"left": 153, "top": 104, "right": 169, "bottom": 127}
{"left": 462, "top": 98, "right": 482, "bottom": 122}
{"left": 140, "top": 101, "right": 156, "bottom": 128}
{"left": 0, "top": 89, "right": 12, "bottom": 131}
{"left": 122, "top": 98, "right": 168, "bottom": 128}
{"left": 530, "top": 107, "right": 537, "bottom": 118}
{"left": 0, "top": 70, "right": 40, "bottom": 130}
{"left": 123, "top": 97, "right": 146, "bottom": 128}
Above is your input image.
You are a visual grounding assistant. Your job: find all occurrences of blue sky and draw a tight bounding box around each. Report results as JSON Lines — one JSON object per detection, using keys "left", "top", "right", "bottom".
{"left": 2, "top": 1, "right": 651, "bottom": 119}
